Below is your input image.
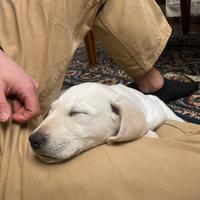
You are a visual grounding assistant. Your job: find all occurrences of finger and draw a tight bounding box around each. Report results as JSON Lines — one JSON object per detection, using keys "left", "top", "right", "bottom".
{"left": 12, "top": 87, "right": 41, "bottom": 123}
{"left": 12, "top": 106, "right": 41, "bottom": 123}
{"left": 31, "top": 79, "right": 39, "bottom": 90}
{"left": 0, "top": 87, "right": 11, "bottom": 122}
{"left": 11, "top": 98, "right": 22, "bottom": 113}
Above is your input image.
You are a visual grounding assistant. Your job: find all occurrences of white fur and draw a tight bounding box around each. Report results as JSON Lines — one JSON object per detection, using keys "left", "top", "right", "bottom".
{"left": 31, "top": 83, "right": 183, "bottom": 163}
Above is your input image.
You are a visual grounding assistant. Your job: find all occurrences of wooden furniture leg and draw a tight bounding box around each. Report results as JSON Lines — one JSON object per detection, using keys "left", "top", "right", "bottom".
{"left": 84, "top": 31, "right": 98, "bottom": 66}
{"left": 156, "top": 0, "right": 191, "bottom": 34}
{"left": 180, "top": 0, "right": 191, "bottom": 34}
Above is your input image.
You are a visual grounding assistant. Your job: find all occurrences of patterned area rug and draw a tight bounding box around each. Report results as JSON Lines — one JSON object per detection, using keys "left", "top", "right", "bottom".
{"left": 64, "top": 29, "right": 200, "bottom": 124}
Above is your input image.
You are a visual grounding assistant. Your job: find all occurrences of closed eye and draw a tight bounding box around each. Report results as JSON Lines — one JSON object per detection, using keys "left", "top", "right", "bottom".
{"left": 69, "top": 111, "right": 89, "bottom": 117}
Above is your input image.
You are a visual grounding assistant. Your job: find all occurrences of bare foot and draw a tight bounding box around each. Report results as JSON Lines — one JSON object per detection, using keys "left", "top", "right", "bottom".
{"left": 135, "top": 67, "right": 164, "bottom": 93}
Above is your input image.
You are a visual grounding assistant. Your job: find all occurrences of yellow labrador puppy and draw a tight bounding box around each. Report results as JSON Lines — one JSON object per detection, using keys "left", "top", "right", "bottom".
{"left": 29, "top": 83, "right": 183, "bottom": 163}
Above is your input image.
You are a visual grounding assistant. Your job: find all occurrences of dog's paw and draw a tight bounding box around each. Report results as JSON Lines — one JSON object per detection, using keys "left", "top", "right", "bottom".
{"left": 144, "top": 130, "right": 159, "bottom": 139}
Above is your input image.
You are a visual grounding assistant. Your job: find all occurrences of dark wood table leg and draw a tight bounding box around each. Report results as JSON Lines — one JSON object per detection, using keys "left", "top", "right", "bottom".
{"left": 84, "top": 31, "right": 98, "bottom": 66}
{"left": 180, "top": 0, "right": 191, "bottom": 34}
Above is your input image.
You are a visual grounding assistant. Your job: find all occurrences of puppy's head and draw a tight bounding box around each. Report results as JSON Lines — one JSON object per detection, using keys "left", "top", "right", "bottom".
{"left": 29, "top": 83, "right": 148, "bottom": 163}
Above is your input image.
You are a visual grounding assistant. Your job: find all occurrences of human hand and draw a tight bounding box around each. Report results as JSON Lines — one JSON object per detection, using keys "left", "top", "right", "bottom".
{"left": 0, "top": 50, "right": 41, "bottom": 123}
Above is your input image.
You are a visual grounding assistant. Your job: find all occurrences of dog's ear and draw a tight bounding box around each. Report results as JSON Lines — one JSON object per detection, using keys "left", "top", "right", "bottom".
{"left": 107, "top": 95, "right": 149, "bottom": 144}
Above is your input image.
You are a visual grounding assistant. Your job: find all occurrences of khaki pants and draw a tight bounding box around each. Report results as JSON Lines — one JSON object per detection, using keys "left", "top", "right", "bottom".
{"left": 0, "top": 0, "right": 171, "bottom": 116}
{"left": 0, "top": 0, "right": 200, "bottom": 200}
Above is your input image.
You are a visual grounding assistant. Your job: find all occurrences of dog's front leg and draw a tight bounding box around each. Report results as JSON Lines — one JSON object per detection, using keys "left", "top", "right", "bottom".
{"left": 144, "top": 130, "right": 159, "bottom": 138}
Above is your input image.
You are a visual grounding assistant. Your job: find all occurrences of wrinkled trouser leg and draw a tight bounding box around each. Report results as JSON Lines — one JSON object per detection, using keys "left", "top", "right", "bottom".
{"left": 93, "top": 0, "right": 171, "bottom": 78}
{"left": 0, "top": 0, "right": 104, "bottom": 118}
{"left": 0, "top": 0, "right": 171, "bottom": 116}
{"left": 1, "top": 120, "right": 200, "bottom": 200}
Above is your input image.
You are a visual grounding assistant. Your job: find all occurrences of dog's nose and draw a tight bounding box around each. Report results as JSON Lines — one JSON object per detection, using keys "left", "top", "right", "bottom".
{"left": 29, "top": 132, "right": 46, "bottom": 150}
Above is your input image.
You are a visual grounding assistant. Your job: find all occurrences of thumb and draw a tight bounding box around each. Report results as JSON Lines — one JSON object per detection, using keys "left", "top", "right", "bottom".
{"left": 0, "top": 89, "right": 11, "bottom": 122}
